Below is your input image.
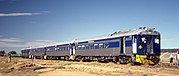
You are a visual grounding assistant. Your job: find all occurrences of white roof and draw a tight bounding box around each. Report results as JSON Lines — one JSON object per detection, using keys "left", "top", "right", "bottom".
{"left": 22, "top": 40, "right": 74, "bottom": 50}
{"left": 75, "top": 27, "right": 160, "bottom": 43}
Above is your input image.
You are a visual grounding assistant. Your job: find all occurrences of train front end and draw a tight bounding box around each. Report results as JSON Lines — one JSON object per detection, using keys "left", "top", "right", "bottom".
{"left": 134, "top": 28, "right": 160, "bottom": 65}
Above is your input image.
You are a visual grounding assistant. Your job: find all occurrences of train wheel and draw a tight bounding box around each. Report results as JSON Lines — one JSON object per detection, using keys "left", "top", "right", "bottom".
{"left": 113, "top": 57, "right": 119, "bottom": 63}
{"left": 65, "top": 55, "right": 69, "bottom": 61}
{"left": 75, "top": 55, "right": 82, "bottom": 61}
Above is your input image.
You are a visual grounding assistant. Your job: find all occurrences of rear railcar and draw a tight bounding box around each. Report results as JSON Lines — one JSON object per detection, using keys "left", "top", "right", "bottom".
{"left": 21, "top": 49, "right": 30, "bottom": 58}
{"left": 30, "top": 48, "right": 46, "bottom": 59}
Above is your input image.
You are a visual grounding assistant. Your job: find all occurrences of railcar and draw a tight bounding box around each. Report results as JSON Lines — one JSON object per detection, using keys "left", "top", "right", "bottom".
{"left": 44, "top": 42, "right": 73, "bottom": 60}
{"left": 21, "top": 27, "right": 161, "bottom": 65}
{"left": 73, "top": 27, "right": 160, "bottom": 64}
{"left": 21, "top": 49, "right": 30, "bottom": 58}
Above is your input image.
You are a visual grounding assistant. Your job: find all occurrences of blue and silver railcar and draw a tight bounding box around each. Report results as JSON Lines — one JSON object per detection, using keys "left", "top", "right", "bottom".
{"left": 73, "top": 27, "right": 160, "bottom": 64}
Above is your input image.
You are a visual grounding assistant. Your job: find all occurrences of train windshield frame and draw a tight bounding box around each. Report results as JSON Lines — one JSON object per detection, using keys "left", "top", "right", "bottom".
{"left": 138, "top": 35, "right": 160, "bottom": 44}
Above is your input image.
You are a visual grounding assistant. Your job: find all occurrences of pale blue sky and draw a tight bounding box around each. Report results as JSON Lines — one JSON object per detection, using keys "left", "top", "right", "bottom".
{"left": 0, "top": 0, "right": 179, "bottom": 53}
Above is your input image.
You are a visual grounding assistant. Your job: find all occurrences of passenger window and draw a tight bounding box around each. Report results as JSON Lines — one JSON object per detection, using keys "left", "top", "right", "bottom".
{"left": 82, "top": 45, "right": 85, "bottom": 50}
{"left": 99, "top": 43, "right": 104, "bottom": 48}
{"left": 104, "top": 43, "right": 109, "bottom": 48}
{"left": 61, "top": 47, "right": 64, "bottom": 51}
{"left": 139, "top": 37, "right": 146, "bottom": 43}
{"left": 94, "top": 44, "right": 99, "bottom": 49}
{"left": 155, "top": 38, "right": 159, "bottom": 44}
{"left": 60, "top": 47, "right": 63, "bottom": 51}
{"left": 65, "top": 47, "right": 68, "bottom": 51}
{"left": 141, "top": 37, "right": 146, "bottom": 43}
{"left": 90, "top": 44, "right": 94, "bottom": 49}
{"left": 47, "top": 49, "right": 50, "bottom": 51}
{"left": 85, "top": 45, "right": 89, "bottom": 49}
{"left": 78, "top": 45, "right": 82, "bottom": 50}
{"left": 58, "top": 48, "right": 61, "bottom": 51}
{"left": 64, "top": 47, "right": 66, "bottom": 51}
{"left": 57, "top": 48, "right": 60, "bottom": 51}
{"left": 67, "top": 47, "right": 70, "bottom": 51}
{"left": 63, "top": 47, "right": 66, "bottom": 51}
{"left": 55, "top": 48, "right": 57, "bottom": 51}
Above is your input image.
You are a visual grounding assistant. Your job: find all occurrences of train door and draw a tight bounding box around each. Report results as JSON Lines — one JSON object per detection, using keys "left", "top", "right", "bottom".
{"left": 69, "top": 43, "right": 75, "bottom": 60}
{"left": 146, "top": 36, "right": 153, "bottom": 54}
{"left": 120, "top": 37, "right": 125, "bottom": 54}
{"left": 132, "top": 36, "right": 137, "bottom": 54}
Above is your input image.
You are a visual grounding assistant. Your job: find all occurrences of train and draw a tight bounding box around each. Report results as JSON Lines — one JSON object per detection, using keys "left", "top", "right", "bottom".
{"left": 21, "top": 27, "right": 161, "bottom": 65}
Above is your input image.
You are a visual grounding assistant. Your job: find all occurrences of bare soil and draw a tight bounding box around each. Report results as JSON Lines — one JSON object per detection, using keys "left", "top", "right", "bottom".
{"left": 0, "top": 53, "right": 179, "bottom": 76}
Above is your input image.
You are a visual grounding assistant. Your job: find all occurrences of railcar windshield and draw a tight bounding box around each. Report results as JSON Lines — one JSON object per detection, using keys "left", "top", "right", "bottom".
{"left": 138, "top": 35, "right": 160, "bottom": 55}
{"left": 139, "top": 35, "right": 160, "bottom": 44}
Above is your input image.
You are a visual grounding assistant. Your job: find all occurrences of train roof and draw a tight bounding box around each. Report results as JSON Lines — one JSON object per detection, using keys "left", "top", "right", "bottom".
{"left": 75, "top": 27, "right": 160, "bottom": 43}
{"left": 22, "top": 27, "right": 160, "bottom": 50}
{"left": 22, "top": 40, "right": 74, "bottom": 50}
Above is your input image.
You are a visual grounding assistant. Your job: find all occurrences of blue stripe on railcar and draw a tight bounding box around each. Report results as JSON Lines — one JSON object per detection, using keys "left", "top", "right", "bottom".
{"left": 94, "top": 37, "right": 120, "bottom": 42}
{"left": 56, "top": 44, "right": 69, "bottom": 47}
{"left": 125, "top": 40, "right": 132, "bottom": 47}
{"left": 108, "top": 42, "right": 120, "bottom": 48}
{"left": 78, "top": 41, "right": 88, "bottom": 44}
{"left": 125, "top": 36, "right": 130, "bottom": 38}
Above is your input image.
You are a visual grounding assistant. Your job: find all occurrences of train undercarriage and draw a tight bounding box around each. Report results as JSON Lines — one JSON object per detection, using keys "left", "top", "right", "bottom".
{"left": 28, "top": 54, "right": 159, "bottom": 65}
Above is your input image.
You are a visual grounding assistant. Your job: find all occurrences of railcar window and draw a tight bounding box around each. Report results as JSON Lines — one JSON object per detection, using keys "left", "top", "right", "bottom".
{"left": 61, "top": 47, "right": 64, "bottom": 51}
{"left": 94, "top": 44, "right": 99, "bottom": 49}
{"left": 65, "top": 47, "right": 68, "bottom": 51}
{"left": 82, "top": 45, "right": 85, "bottom": 50}
{"left": 85, "top": 45, "right": 89, "bottom": 49}
{"left": 154, "top": 35, "right": 160, "bottom": 44}
{"left": 55, "top": 48, "right": 57, "bottom": 51}
{"left": 63, "top": 47, "right": 65, "bottom": 51}
{"left": 78, "top": 45, "right": 82, "bottom": 50}
{"left": 57, "top": 47, "right": 60, "bottom": 51}
{"left": 58, "top": 48, "right": 61, "bottom": 51}
{"left": 133, "top": 36, "right": 136, "bottom": 43}
{"left": 66, "top": 47, "right": 68, "bottom": 51}
{"left": 99, "top": 43, "right": 104, "bottom": 48}
{"left": 104, "top": 43, "right": 109, "bottom": 48}
{"left": 141, "top": 37, "right": 146, "bottom": 43}
{"left": 67, "top": 47, "right": 69, "bottom": 51}
{"left": 62, "top": 47, "right": 65, "bottom": 51}
{"left": 90, "top": 44, "right": 94, "bottom": 49}
{"left": 39, "top": 50, "right": 42, "bottom": 52}
{"left": 155, "top": 38, "right": 159, "bottom": 44}
{"left": 62, "top": 47, "right": 64, "bottom": 51}
{"left": 60, "top": 47, "right": 63, "bottom": 51}
{"left": 139, "top": 36, "right": 146, "bottom": 43}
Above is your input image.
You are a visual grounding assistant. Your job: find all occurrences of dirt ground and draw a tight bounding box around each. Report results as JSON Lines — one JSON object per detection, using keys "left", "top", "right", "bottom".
{"left": 0, "top": 53, "right": 179, "bottom": 76}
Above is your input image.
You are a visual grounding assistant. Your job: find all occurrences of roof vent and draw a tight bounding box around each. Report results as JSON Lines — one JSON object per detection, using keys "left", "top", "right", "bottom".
{"left": 143, "top": 27, "right": 146, "bottom": 29}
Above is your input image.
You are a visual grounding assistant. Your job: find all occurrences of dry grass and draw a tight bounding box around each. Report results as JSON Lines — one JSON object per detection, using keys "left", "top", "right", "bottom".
{"left": 0, "top": 54, "right": 179, "bottom": 76}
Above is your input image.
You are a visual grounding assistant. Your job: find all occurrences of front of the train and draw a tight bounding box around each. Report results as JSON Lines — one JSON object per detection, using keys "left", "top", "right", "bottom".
{"left": 135, "top": 27, "right": 160, "bottom": 65}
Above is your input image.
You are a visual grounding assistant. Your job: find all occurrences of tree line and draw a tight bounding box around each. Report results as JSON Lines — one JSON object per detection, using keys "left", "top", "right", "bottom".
{"left": 0, "top": 50, "right": 17, "bottom": 56}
